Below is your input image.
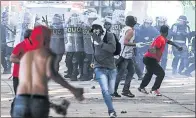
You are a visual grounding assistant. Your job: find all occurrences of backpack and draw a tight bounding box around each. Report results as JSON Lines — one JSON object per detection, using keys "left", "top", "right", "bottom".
{"left": 113, "top": 33, "right": 121, "bottom": 55}
{"left": 103, "top": 32, "right": 121, "bottom": 56}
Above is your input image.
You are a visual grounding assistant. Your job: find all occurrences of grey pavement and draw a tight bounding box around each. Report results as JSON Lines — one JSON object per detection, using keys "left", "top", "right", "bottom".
{"left": 1, "top": 59, "right": 195, "bottom": 117}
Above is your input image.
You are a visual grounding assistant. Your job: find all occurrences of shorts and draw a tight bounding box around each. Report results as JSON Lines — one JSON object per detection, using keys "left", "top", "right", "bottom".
{"left": 12, "top": 94, "right": 49, "bottom": 118}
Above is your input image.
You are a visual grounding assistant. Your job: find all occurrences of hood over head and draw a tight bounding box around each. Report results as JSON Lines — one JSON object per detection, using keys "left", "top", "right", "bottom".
{"left": 92, "top": 19, "right": 105, "bottom": 32}
{"left": 29, "top": 25, "right": 51, "bottom": 50}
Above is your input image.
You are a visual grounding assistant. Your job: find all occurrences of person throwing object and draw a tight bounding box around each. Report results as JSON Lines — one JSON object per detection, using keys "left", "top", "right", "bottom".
{"left": 138, "top": 25, "right": 183, "bottom": 96}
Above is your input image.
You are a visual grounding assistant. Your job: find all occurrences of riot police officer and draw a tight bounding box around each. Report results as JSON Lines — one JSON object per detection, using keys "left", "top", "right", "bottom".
{"left": 137, "top": 17, "right": 159, "bottom": 73}
{"left": 49, "top": 14, "right": 65, "bottom": 72}
{"left": 182, "top": 31, "right": 195, "bottom": 76}
{"left": 79, "top": 12, "right": 98, "bottom": 81}
{"left": 154, "top": 16, "right": 171, "bottom": 71}
{"left": 64, "top": 13, "right": 84, "bottom": 81}
{"left": 171, "top": 15, "right": 191, "bottom": 74}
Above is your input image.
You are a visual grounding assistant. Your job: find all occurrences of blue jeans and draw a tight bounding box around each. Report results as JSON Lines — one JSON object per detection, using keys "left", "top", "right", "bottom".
{"left": 94, "top": 67, "right": 117, "bottom": 113}
{"left": 12, "top": 94, "right": 49, "bottom": 118}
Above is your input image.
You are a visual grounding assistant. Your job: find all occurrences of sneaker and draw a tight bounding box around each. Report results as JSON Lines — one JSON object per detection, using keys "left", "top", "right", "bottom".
{"left": 109, "top": 112, "right": 117, "bottom": 118}
{"left": 150, "top": 89, "right": 162, "bottom": 96}
{"left": 138, "top": 87, "right": 149, "bottom": 94}
{"left": 138, "top": 77, "right": 143, "bottom": 80}
{"left": 122, "top": 90, "right": 135, "bottom": 98}
{"left": 112, "top": 92, "right": 121, "bottom": 97}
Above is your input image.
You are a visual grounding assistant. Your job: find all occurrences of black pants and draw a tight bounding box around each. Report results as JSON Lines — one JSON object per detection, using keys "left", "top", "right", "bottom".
{"left": 115, "top": 58, "right": 135, "bottom": 92}
{"left": 12, "top": 94, "right": 49, "bottom": 118}
{"left": 54, "top": 54, "right": 63, "bottom": 72}
{"left": 13, "top": 77, "right": 19, "bottom": 95}
{"left": 140, "top": 57, "right": 165, "bottom": 91}
{"left": 72, "top": 52, "right": 84, "bottom": 77}
{"left": 65, "top": 52, "right": 74, "bottom": 76}
{"left": 81, "top": 53, "right": 93, "bottom": 80}
{"left": 10, "top": 77, "right": 19, "bottom": 116}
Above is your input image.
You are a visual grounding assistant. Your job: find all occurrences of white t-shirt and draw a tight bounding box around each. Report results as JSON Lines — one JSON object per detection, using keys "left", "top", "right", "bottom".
{"left": 119, "top": 26, "right": 135, "bottom": 59}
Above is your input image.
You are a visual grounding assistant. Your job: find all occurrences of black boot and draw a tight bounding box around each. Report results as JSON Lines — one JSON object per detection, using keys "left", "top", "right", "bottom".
{"left": 112, "top": 92, "right": 121, "bottom": 97}
{"left": 122, "top": 90, "right": 135, "bottom": 98}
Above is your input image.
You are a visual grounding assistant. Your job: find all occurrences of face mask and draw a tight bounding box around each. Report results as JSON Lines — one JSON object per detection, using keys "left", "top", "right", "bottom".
{"left": 93, "top": 29, "right": 101, "bottom": 35}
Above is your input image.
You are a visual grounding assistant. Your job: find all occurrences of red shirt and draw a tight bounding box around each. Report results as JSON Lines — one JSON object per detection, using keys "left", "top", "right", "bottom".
{"left": 12, "top": 39, "right": 32, "bottom": 77}
{"left": 144, "top": 35, "right": 168, "bottom": 62}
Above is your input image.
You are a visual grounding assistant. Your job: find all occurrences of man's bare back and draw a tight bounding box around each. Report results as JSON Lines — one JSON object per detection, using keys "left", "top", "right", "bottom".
{"left": 17, "top": 48, "right": 51, "bottom": 95}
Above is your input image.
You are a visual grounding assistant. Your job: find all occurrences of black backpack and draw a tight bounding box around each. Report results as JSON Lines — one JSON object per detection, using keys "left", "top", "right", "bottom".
{"left": 103, "top": 32, "right": 121, "bottom": 56}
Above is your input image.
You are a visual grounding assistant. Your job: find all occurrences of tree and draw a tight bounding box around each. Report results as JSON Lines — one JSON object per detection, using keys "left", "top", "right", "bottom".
{"left": 180, "top": 1, "right": 195, "bottom": 9}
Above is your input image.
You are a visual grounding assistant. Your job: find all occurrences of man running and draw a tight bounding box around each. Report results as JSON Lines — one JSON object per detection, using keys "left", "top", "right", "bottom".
{"left": 138, "top": 25, "right": 183, "bottom": 96}
{"left": 12, "top": 25, "right": 84, "bottom": 118}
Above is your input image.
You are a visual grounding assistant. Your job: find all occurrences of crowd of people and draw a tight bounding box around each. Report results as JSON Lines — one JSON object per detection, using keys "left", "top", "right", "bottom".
{"left": 1, "top": 8, "right": 195, "bottom": 118}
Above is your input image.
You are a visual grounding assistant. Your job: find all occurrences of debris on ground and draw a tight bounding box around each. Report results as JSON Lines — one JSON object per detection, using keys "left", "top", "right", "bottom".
{"left": 121, "top": 110, "right": 127, "bottom": 114}
{"left": 91, "top": 86, "right": 95, "bottom": 89}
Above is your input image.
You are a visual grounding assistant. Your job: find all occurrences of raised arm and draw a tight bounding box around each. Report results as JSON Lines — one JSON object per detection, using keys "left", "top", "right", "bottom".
{"left": 99, "top": 32, "right": 116, "bottom": 53}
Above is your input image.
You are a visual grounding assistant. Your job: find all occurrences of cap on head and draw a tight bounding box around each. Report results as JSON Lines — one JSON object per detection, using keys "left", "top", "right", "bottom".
{"left": 30, "top": 25, "right": 51, "bottom": 49}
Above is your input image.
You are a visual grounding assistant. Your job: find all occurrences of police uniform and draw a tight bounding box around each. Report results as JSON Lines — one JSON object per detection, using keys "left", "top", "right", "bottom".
{"left": 65, "top": 13, "right": 84, "bottom": 81}
{"left": 171, "top": 15, "right": 190, "bottom": 74}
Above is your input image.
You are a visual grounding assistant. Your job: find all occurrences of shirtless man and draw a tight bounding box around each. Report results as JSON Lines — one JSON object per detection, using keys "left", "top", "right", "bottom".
{"left": 12, "top": 25, "right": 84, "bottom": 118}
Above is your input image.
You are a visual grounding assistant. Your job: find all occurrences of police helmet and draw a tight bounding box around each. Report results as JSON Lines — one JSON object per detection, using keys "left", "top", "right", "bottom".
{"left": 88, "top": 12, "right": 98, "bottom": 19}
{"left": 158, "top": 16, "right": 167, "bottom": 22}
{"left": 178, "top": 15, "right": 189, "bottom": 23}
{"left": 143, "top": 17, "right": 153, "bottom": 23}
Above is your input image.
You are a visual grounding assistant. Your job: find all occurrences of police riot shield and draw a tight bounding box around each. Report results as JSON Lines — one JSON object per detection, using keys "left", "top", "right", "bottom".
{"left": 65, "top": 15, "right": 84, "bottom": 52}
{"left": 82, "top": 22, "right": 93, "bottom": 54}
